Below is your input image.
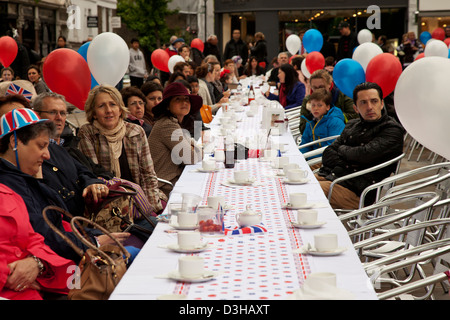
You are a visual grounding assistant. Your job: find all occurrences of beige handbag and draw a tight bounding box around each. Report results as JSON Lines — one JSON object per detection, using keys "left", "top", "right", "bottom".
{"left": 42, "top": 206, "right": 131, "bottom": 300}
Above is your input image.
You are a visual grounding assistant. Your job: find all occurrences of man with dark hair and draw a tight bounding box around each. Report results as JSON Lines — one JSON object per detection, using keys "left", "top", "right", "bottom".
{"left": 223, "top": 30, "right": 248, "bottom": 65}
{"left": 129, "top": 38, "right": 147, "bottom": 88}
{"left": 336, "top": 22, "right": 358, "bottom": 61}
{"left": 316, "top": 82, "right": 405, "bottom": 210}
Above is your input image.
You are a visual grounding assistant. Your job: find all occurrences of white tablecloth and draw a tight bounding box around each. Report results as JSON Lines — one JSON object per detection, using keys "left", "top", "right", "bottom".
{"left": 110, "top": 103, "right": 378, "bottom": 300}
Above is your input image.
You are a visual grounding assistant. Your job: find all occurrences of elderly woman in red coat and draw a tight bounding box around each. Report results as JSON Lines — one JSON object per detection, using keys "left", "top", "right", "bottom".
{"left": 0, "top": 183, "right": 74, "bottom": 300}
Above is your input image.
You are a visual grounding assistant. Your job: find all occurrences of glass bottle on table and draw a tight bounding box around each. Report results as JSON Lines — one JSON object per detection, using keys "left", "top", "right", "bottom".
{"left": 224, "top": 136, "right": 235, "bottom": 168}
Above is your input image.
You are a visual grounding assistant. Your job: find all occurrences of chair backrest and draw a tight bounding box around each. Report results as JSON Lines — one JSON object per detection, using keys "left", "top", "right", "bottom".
{"left": 360, "top": 162, "right": 450, "bottom": 207}
{"left": 341, "top": 192, "right": 440, "bottom": 244}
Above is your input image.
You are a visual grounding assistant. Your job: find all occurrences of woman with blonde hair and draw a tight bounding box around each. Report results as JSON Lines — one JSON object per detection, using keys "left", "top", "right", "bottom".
{"left": 77, "top": 85, "right": 167, "bottom": 214}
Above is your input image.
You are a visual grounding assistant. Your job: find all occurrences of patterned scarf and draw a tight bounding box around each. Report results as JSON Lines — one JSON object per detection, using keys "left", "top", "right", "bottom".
{"left": 93, "top": 118, "right": 126, "bottom": 177}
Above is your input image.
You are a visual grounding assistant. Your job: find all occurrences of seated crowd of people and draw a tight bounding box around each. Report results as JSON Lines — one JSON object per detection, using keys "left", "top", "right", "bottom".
{"left": 0, "top": 31, "right": 406, "bottom": 300}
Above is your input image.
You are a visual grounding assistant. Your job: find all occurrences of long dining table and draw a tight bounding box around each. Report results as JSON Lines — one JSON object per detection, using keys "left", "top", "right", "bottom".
{"left": 109, "top": 92, "right": 378, "bottom": 301}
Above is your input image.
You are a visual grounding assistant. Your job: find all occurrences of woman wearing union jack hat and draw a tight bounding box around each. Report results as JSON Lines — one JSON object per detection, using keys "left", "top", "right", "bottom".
{"left": 0, "top": 108, "right": 119, "bottom": 264}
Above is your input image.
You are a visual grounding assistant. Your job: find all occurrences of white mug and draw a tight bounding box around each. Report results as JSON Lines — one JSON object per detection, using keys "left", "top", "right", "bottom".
{"left": 287, "top": 169, "right": 308, "bottom": 182}
{"left": 314, "top": 234, "right": 338, "bottom": 252}
{"left": 214, "top": 149, "right": 225, "bottom": 162}
{"left": 297, "top": 209, "right": 318, "bottom": 225}
{"left": 207, "top": 196, "right": 225, "bottom": 210}
{"left": 289, "top": 193, "right": 307, "bottom": 207}
{"left": 273, "top": 156, "right": 289, "bottom": 169}
{"left": 202, "top": 160, "right": 215, "bottom": 171}
{"left": 177, "top": 213, "right": 198, "bottom": 227}
{"left": 177, "top": 231, "right": 202, "bottom": 249}
{"left": 264, "top": 149, "right": 277, "bottom": 159}
{"left": 305, "top": 272, "right": 337, "bottom": 291}
{"left": 178, "top": 256, "right": 204, "bottom": 278}
{"left": 234, "top": 170, "right": 249, "bottom": 183}
{"left": 282, "top": 163, "right": 299, "bottom": 175}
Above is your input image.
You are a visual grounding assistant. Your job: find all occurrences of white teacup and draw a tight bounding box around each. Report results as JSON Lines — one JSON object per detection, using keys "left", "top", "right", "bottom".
{"left": 177, "top": 231, "right": 202, "bottom": 250}
{"left": 220, "top": 116, "right": 231, "bottom": 125}
{"left": 263, "top": 149, "right": 278, "bottom": 159}
{"left": 178, "top": 256, "right": 205, "bottom": 278}
{"left": 273, "top": 156, "right": 289, "bottom": 169}
{"left": 214, "top": 149, "right": 225, "bottom": 162}
{"left": 289, "top": 193, "right": 307, "bottom": 208}
{"left": 282, "top": 163, "right": 299, "bottom": 175}
{"left": 297, "top": 209, "right": 318, "bottom": 225}
{"left": 177, "top": 213, "right": 198, "bottom": 227}
{"left": 207, "top": 196, "right": 225, "bottom": 210}
{"left": 234, "top": 170, "right": 249, "bottom": 183}
{"left": 287, "top": 169, "right": 308, "bottom": 182}
{"left": 314, "top": 234, "right": 338, "bottom": 252}
{"left": 305, "top": 272, "right": 337, "bottom": 291}
{"left": 272, "top": 143, "right": 286, "bottom": 153}
{"left": 202, "top": 160, "right": 215, "bottom": 171}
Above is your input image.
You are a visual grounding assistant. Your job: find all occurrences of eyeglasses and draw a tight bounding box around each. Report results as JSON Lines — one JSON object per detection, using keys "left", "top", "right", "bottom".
{"left": 129, "top": 100, "right": 145, "bottom": 107}
{"left": 38, "top": 110, "right": 67, "bottom": 117}
{"left": 147, "top": 97, "right": 163, "bottom": 102}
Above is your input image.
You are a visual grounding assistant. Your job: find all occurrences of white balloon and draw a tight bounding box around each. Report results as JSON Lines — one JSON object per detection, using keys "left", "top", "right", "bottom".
{"left": 424, "top": 39, "right": 449, "bottom": 58}
{"left": 357, "top": 29, "right": 373, "bottom": 44}
{"left": 168, "top": 55, "right": 186, "bottom": 73}
{"left": 87, "top": 32, "right": 129, "bottom": 86}
{"left": 394, "top": 56, "right": 450, "bottom": 160}
{"left": 352, "top": 42, "right": 383, "bottom": 71}
{"left": 286, "top": 35, "right": 301, "bottom": 56}
{"left": 301, "top": 58, "right": 311, "bottom": 78}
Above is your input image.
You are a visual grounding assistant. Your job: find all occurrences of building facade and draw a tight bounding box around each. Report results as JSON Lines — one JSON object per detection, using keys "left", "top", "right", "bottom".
{"left": 214, "top": 0, "right": 415, "bottom": 63}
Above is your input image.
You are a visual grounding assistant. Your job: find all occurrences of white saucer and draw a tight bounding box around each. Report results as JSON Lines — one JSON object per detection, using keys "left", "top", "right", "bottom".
{"left": 195, "top": 168, "right": 220, "bottom": 173}
{"left": 169, "top": 222, "right": 199, "bottom": 230}
{"left": 283, "top": 178, "right": 309, "bottom": 185}
{"left": 294, "top": 245, "right": 347, "bottom": 256}
{"left": 290, "top": 221, "right": 326, "bottom": 229}
{"left": 282, "top": 203, "right": 328, "bottom": 210}
{"left": 227, "top": 177, "right": 256, "bottom": 186}
{"left": 163, "top": 242, "right": 212, "bottom": 253}
{"left": 165, "top": 270, "right": 221, "bottom": 283}
{"left": 198, "top": 204, "right": 235, "bottom": 211}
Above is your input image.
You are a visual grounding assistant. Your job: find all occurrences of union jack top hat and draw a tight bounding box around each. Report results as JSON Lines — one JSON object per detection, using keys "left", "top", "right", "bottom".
{"left": 0, "top": 108, "right": 47, "bottom": 139}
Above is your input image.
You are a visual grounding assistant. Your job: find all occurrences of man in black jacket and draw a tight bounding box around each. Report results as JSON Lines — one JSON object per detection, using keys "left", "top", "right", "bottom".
{"left": 316, "top": 82, "right": 405, "bottom": 210}
{"left": 223, "top": 29, "right": 248, "bottom": 66}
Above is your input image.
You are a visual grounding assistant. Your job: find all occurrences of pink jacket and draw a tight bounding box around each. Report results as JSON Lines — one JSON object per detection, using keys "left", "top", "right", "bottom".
{"left": 0, "top": 184, "right": 75, "bottom": 300}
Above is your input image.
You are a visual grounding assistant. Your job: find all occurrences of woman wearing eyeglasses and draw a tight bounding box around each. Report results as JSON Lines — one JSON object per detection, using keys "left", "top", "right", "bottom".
{"left": 77, "top": 85, "right": 167, "bottom": 214}
{"left": 148, "top": 82, "right": 203, "bottom": 197}
{"left": 120, "top": 86, "right": 151, "bottom": 137}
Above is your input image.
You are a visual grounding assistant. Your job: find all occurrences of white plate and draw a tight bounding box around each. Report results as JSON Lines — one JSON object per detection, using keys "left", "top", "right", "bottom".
{"left": 169, "top": 222, "right": 199, "bottom": 230}
{"left": 290, "top": 221, "right": 326, "bottom": 229}
{"left": 283, "top": 178, "right": 309, "bottom": 185}
{"left": 163, "top": 242, "right": 212, "bottom": 253}
{"left": 164, "top": 270, "right": 221, "bottom": 283}
{"left": 198, "top": 204, "right": 235, "bottom": 211}
{"left": 227, "top": 177, "right": 256, "bottom": 186}
{"left": 195, "top": 168, "right": 220, "bottom": 173}
{"left": 294, "top": 246, "right": 347, "bottom": 256}
{"left": 282, "top": 203, "right": 328, "bottom": 210}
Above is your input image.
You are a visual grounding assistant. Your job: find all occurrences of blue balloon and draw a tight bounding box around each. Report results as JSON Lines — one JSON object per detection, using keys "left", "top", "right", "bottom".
{"left": 77, "top": 41, "right": 99, "bottom": 89}
{"left": 333, "top": 59, "right": 366, "bottom": 98}
{"left": 302, "top": 29, "right": 323, "bottom": 53}
{"left": 419, "top": 31, "right": 432, "bottom": 45}
{"left": 448, "top": 49, "right": 450, "bottom": 59}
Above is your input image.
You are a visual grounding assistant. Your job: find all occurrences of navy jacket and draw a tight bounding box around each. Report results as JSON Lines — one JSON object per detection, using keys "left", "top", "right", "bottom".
{"left": 267, "top": 81, "right": 305, "bottom": 110}
{"left": 0, "top": 159, "right": 101, "bottom": 263}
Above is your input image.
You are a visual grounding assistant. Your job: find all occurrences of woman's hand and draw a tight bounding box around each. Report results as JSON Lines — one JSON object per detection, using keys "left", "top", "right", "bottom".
{"left": 6, "top": 257, "right": 41, "bottom": 292}
{"left": 82, "top": 184, "right": 109, "bottom": 202}
{"left": 97, "top": 232, "right": 131, "bottom": 246}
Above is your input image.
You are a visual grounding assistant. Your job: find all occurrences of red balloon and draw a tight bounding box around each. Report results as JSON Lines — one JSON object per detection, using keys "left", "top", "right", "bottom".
{"left": 415, "top": 53, "right": 425, "bottom": 61}
{"left": 0, "top": 36, "right": 18, "bottom": 67}
{"left": 305, "top": 51, "right": 325, "bottom": 74}
{"left": 431, "top": 27, "right": 445, "bottom": 41}
{"left": 151, "top": 49, "right": 170, "bottom": 73}
{"left": 191, "top": 38, "right": 204, "bottom": 52}
{"left": 366, "top": 53, "right": 403, "bottom": 98}
{"left": 43, "top": 49, "right": 91, "bottom": 110}
{"left": 444, "top": 38, "right": 450, "bottom": 48}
